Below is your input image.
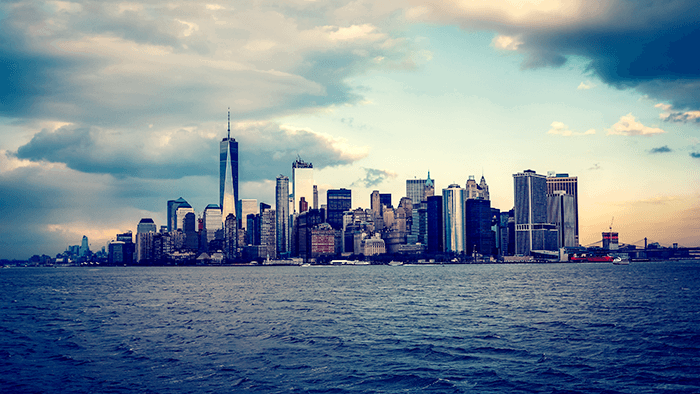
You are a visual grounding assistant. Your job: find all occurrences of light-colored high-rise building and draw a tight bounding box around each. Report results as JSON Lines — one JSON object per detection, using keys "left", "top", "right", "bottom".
{"left": 514, "top": 170, "right": 557, "bottom": 255}
{"left": 292, "top": 158, "right": 314, "bottom": 214}
{"left": 313, "top": 185, "right": 318, "bottom": 210}
{"left": 424, "top": 172, "right": 435, "bottom": 201}
{"left": 220, "top": 110, "right": 238, "bottom": 225}
{"left": 547, "top": 191, "right": 576, "bottom": 248}
{"left": 546, "top": 173, "right": 579, "bottom": 245}
{"left": 203, "top": 204, "right": 223, "bottom": 244}
{"left": 167, "top": 197, "right": 187, "bottom": 232}
{"left": 136, "top": 218, "right": 157, "bottom": 262}
{"left": 443, "top": 184, "right": 465, "bottom": 253}
{"left": 239, "top": 199, "right": 258, "bottom": 231}
{"left": 465, "top": 175, "right": 489, "bottom": 200}
{"left": 175, "top": 202, "right": 194, "bottom": 231}
{"left": 276, "top": 175, "right": 290, "bottom": 257}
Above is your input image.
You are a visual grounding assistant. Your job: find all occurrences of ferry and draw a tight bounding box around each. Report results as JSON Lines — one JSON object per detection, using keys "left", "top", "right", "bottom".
{"left": 570, "top": 254, "right": 614, "bottom": 263}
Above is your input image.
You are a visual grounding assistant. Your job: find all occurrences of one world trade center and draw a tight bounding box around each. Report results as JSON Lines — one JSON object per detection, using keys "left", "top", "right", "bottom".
{"left": 220, "top": 109, "right": 238, "bottom": 225}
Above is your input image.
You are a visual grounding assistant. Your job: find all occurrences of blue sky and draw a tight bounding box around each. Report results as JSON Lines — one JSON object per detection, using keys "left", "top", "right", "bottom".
{"left": 1, "top": 1, "right": 698, "bottom": 259}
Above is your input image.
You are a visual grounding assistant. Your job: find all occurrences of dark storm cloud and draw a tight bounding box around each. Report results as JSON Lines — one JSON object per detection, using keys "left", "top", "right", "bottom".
{"left": 14, "top": 122, "right": 367, "bottom": 181}
{"left": 350, "top": 168, "right": 397, "bottom": 188}
{"left": 691, "top": 152, "right": 700, "bottom": 159}
{"left": 649, "top": 146, "right": 672, "bottom": 154}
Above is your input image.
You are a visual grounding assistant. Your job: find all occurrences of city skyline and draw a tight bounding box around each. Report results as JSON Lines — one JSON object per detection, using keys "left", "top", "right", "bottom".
{"left": 1, "top": 1, "right": 699, "bottom": 259}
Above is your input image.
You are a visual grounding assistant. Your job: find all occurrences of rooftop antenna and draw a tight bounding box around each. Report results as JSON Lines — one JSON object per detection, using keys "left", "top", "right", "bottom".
{"left": 227, "top": 107, "right": 230, "bottom": 139}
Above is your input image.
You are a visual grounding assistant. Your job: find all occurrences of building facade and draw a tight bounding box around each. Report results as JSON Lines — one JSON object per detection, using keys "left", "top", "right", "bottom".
{"left": 443, "top": 184, "right": 465, "bottom": 253}
{"left": 220, "top": 111, "right": 238, "bottom": 225}
{"left": 327, "top": 188, "right": 352, "bottom": 230}
{"left": 276, "top": 175, "right": 290, "bottom": 257}
{"left": 514, "top": 170, "right": 558, "bottom": 255}
{"left": 292, "top": 158, "right": 314, "bottom": 214}
{"left": 546, "top": 173, "right": 579, "bottom": 245}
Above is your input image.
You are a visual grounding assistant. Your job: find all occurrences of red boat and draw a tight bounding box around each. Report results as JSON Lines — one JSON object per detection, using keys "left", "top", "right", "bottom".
{"left": 570, "top": 255, "right": 614, "bottom": 262}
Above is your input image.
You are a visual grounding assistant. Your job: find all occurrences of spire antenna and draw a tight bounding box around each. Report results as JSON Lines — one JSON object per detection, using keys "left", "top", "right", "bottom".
{"left": 227, "top": 107, "right": 230, "bottom": 139}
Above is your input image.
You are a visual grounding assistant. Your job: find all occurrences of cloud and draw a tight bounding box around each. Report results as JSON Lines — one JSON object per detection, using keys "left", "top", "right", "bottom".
{"left": 492, "top": 35, "right": 522, "bottom": 51}
{"left": 547, "top": 121, "right": 595, "bottom": 136}
{"left": 577, "top": 81, "right": 595, "bottom": 90}
{"left": 351, "top": 168, "right": 397, "bottom": 188}
{"left": 649, "top": 146, "right": 672, "bottom": 154}
{"left": 656, "top": 103, "right": 700, "bottom": 123}
{"left": 13, "top": 122, "right": 368, "bottom": 182}
{"left": 606, "top": 113, "right": 665, "bottom": 136}
{"left": 691, "top": 152, "right": 700, "bottom": 159}
{"left": 407, "top": 0, "right": 700, "bottom": 111}
{"left": 588, "top": 163, "right": 601, "bottom": 170}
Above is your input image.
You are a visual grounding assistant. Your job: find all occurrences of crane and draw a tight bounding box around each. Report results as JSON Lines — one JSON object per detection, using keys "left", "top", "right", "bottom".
{"left": 609, "top": 216, "right": 614, "bottom": 232}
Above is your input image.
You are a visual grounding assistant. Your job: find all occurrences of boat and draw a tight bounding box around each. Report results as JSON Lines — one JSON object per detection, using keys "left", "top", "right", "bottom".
{"left": 613, "top": 257, "right": 630, "bottom": 265}
{"left": 388, "top": 261, "right": 403, "bottom": 266}
{"left": 570, "top": 254, "right": 614, "bottom": 263}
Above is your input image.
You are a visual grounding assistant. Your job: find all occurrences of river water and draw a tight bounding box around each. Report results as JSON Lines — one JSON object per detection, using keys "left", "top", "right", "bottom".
{"left": 2, "top": 262, "right": 699, "bottom": 393}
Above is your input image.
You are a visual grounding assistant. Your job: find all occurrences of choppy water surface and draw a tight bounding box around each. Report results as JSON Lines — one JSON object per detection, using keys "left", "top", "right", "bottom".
{"left": 2, "top": 262, "right": 700, "bottom": 393}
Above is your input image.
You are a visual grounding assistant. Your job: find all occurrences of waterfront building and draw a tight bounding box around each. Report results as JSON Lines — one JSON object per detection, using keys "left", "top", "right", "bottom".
{"left": 220, "top": 110, "right": 238, "bottom": 225}
{"left": 465, "top": 199, "right": 494, "bottom": 257}
{"left": 443, "top": 184, "right": 465, "bottom": 253}
{"left": 547, "top": 191, "right": 576, "bottom": 248}
{"left": 292, "top": 158, "right": 314, "bottom": 214}
{"left": 327, "top": 189, "right": 351, "bottom": 230}
{"left": 276, "top": 175, "right": 290, "bottom": 257}
{"left": 260, "top": 206, "right": 276, "bottom": 260}
{"left": 136, "top": 218, "right": 157, "bottom": 263}
{"left": 363, "top": 234, "right": 386, "bottom": 256}
{"left": 427, "top": 195, "right": 443, "bottom": 253}
{"left": 547, "top": 173, "right": 579, "bottom": 245}
{"left": 116, "top": 231, "right": 134, "bottom": 264}
{"left": 513, "top": 170, "right": 558, "bottom": 255}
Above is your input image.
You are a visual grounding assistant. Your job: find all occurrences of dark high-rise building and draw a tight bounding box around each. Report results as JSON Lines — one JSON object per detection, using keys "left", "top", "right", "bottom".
{"left": 220, "top": 109, "right": 238, "bottom": 225}
{"left": 514, "top": 170, "right": 557, "bottom": 255}
{"left": 379, "top": 193, "right": 392, "bottom": 209}
{"left": 224, "top": 213, "right": 237, "bottom": 260}
{"left": 183, "top": 212, "right": 198, "bottom": 251}
{"left": 327, "top": 189, "right": 351, "bottom": 230}
{"left": 427, "top": 195, "right": 443, "bottom": 253}
{"left": 465, "top": 199, "right": 494, "bottom": 257}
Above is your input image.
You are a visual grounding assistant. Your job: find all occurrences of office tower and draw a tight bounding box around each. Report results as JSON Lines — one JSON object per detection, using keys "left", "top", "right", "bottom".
{"left": 409, "top": 202, "right": 428, "bottom": 245}
{"left": 276, "top": 175, "right": 290, "bottom": 257}
{"left": 175, "top": 201, "right": 194, "bottom": 231}
{"left": 465, "top": 175, "right": 490, "bottom": 200}
{"left": 313, "top": 185, "right": 318, "bottom": 209}
{"left": 547, "top": 173, "right": 579, "bottom": 245}
{"left": 443, "top": 184, "right": 465, "bottom": 253}
{"left": 299, "top": 197, "right": 308, "bottom": 213}
{"left": 427, "top": 196, "right": 443, "bottom": 253}
{"left": 407, "top": 178, "right": 426, "bottom": 204}
{"left": 108, "top": 241, "right": 126, "bottom": 265}
{"left": 79, "top": 235, "right": 90, "bottom": 256}
{"left": 296, "top": 209, "right": 325, "bottom": 261}
{"left": 224, "top": 213, "right": 237, "bottom": 260}
{"left": 514, "top": 170, "right": 558, "bottom": 255}
{"left": 379, "top": 193, "right": 392, "bottom": 209}
{"left": 220, "top": 110, "right": 238, "bottom": 225}
{"left": 136, "top": 218, "right": 157, "bottom": 263}
{"left": 327, "top": 188, "right": 351, "bottom": 230}
{"left": 239, "top": 199, "right": 258, "bottom": 231}
{"left": 292, "top": 158, "right": 314, "bottom": 214}
{"left": 547, "top": 191, "right": 576, "bottom": 248}
{"left": 167, "top": 197, "right": 187, "bottom": 232}
{"left": 115, "top": 231, "right": 134, "bottom": 264}
{"left": 465, "top": 199, "right": 494, "bottom": 256}
{"left": 203, "top": 204, "right": 223, "bottom": 245}
{"left": 183, "top": 212, "right": 198, "bottom": 251}
{"left": 424, "top": 172, "right": 435, "bottom": 201}
{"left": 370, "top": 190, "right": 381, "bottom": 215}
{"left": 260, "top": 207, "right": 276, "bottom": 260}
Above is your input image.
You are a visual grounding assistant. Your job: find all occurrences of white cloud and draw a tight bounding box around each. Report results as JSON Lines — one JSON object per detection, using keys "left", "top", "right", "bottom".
{"left": 492, "top": 35, "right": 522, "bottom": 51}
{"left": 577, "top": 81, "right": 595, "bottom": 90}
{"left": 606, "top": 113, "right": 665, "bottom": 136}
{"left": 656, "top": 103, "right": 700, "bottom": 123}
{"left": 547, "top": 121, "right": 595, "bottom": 136}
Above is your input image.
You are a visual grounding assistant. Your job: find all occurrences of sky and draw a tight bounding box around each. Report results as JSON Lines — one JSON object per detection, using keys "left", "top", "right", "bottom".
{"left": 1, "top": 0, "right": 699, "bottom": 259}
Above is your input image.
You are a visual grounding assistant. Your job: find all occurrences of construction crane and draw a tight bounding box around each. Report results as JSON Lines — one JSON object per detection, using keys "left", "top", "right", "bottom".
{"left": 609, "top": 216, "right": 614, "bottom": 232}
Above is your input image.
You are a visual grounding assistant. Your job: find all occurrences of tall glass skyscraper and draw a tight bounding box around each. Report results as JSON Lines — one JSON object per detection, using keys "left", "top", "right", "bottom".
{"left": 327, "top": 189, "right": 351, "bottom": 230}
{"left": 292, "top": 158, "right": 314, "bottom": 214}
{"left": 220, "top": 110, "right": 238, "bottom": 226}
{"left": 546, "top": 173, "right": 579, "bottom": 246}
{"left": 276, "top": 175, "right": 290, "bottom": 257}
{"left": 443, "top": 184, "right": 465, "bottom": 253}
{"left": 514, "top": 170, "right": 557, "bottom": 255}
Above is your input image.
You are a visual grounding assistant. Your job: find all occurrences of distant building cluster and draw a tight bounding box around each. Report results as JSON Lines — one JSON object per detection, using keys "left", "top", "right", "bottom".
{"left": 97, "top": 112, "right": 591, "bottom": 266}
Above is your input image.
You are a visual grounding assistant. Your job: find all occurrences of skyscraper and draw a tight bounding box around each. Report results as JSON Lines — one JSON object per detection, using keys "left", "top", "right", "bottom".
{"left": 239, "top": 199, "right": 258, "bottom": 232}
{"left": 276, "top": 175, "right": 290, "bottom": 257}
{"left": 167, "top": 197, "right": 187, "bottom": 232}
{"left": 175, "top": 201, "right": 194, "bottom": 231}
{"left": 292, "top": 158, "right": 314, "bottom": 214}
{"left": 424, "top": 172, "right": 435, "bottom": 201}
{"left": 136, "top": 218, "right": 157, "bottom": 263}
{"left": 406, "top": 178, "right": 426, "bottom": 204}
{"left": 465, "top": 175, "right": 489, "bottom": 200}
{"left": 547, "top": 191, "right": 576, "bottom": 248}
{"left": 327, "top": 189, "right": 351, "bottom": 230}
{"left": 203, "top": 204, "right": 223, "bottom": 245}
{"left": 427, "top": 195, "right": 443, "bottom": 253}
{"left": 465, "top": 199, "right": 494, "bottom": 256}
{"left": 443, "top": 184, "right": 465, "bottom": 253}
{"left": 546, "top": 173, "right": 579, "bottom": 245}
{"left": 220, "top": 109, "right": 238, "bottom": 225}
{"left": 514, "top": 170, "right": 557, "bottom": 255}
{"left": 313, "top": 185, "right": 318, "bottom": 210}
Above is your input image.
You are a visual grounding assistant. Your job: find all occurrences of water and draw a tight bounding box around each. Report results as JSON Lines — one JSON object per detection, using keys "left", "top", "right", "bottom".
{"left": 2, "top": 262, "right": 700, "bottom": 393}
